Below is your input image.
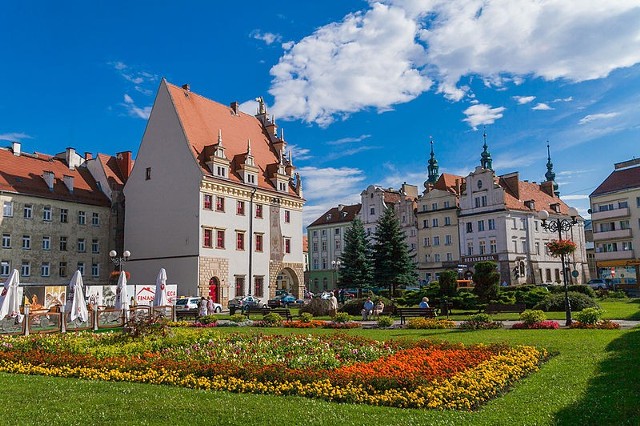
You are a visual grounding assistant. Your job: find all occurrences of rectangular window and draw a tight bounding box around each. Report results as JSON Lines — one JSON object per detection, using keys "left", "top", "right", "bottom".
{"left": 60, "top": 236, "right": 68, "bottom": 251}
{"left": 312, "top": 242, "right": 318, "bottom": 252}
{"left": 60, "top": 209, "right": 68, "bottom": 223}
{"left": 522, "top": 240, "right": 527, "bottom": 253}
{"left": 321, "top": 241, "right": 327, "bottom": 251}
{"left": 145, "top": 167, "right": 151, "bottom": 180}
{"left": 423, "top": 219, "right": 428, "bottom": 228}
{"left": 534, "top": 221, "right": 539, "bottom": 231}
{"left": 444, "top": 216, "right": 451, "bottom": 226}
{"left": 446, "top": 252, "right": 453, "bottom": 261}
{"left": 255, "top": 234, "right": 263, "bottom": 252}
{"left": 91, "top": 239, "right": 99, "bottom": 253}
{"left": 254, "top": 276, "right": 263, "bottom": 296}
{"left": 235, "top": 276, "right": 245, "bottom": 297}
{"left": 216, "top": 230, "right": 225, "bottom": 249}
{"left": 255, "top": 204, "right": 263, "bottom": 218}
{"left": 42, "top": 236, "right": 51, "bottom": 250}
{"left": 535, "top": 242, "right": 540, "bottom": 255}
{"left": 41, "top": 262, "right": 50, "bottom": 277}
{"left": 284, "top": 237, "right": 291, "bottom": 254}
{"left": 370, "top": 207, "right": 375, "bottom": 215}
{"left": 59, "top": 262, "right": 67, "bottom": 277}
{"left": 335, "top": 240, "right": 341, "bottom": 250}
{"left": 92, "top": 263, "right": 99, "bottom": 278}
{"left": 77, "top": 262, "right": 85, "bottom": 275}
{"left": 0, "top": 261, "right": 9, "bottom": 276}
{"left": 637, "top": 197, "right": 640, "bottom": 208}
{"left": 78, "top": 211, "right": 86, "bottom": 225}
{"left": 2, "top": 201, "right": 13, "bottom": 217}
{"left": 203, "top": 229, "right": 212, "bottom": 247}
{"left": 478, "top": 220, "right": 485, "bottom": 231}
{"left": 490, "top": 239, "right": 497, "bottom": 253}
{"left": 488, "top": 219, "right": 495, "bottom": 230}
{"left": 479, "top": 240, "right": 486, "bottom": 255}
{"left": 445, "top": 235, "right": 452, "bottom": 246}
{"left": 237, "top": 201, "right": 245, "bottom": 215}
{"left": 467, "top": 242, "right": 474, "bottom": 256}
{"left": 22, "top": 235, "right": 31, "bottom": 250}
{"left": 513, "top": 240, "right": 518, "bottom": 253}
{"left": 77, "top": 238, "right": 86, "bottom": 253}
{"left": 92, "top": 213, "right": 100, "bottom": 226}
{"left": 434, "top": 253, "right": 440, "bottom": 262}
{"left": 424, "top": 237, "right": 430, "bottom": 247}
{"left": 432, "top": 218, "right": 439, "bottom": 227}
{"left": 21, "top": 261, "right": 30, "bottom": 277}
{"left": 433, "top": 236, "right": 440, "bottom": 246}
{"left": 284, "top": 210, "right": 290, "bottom": 223}
{"left": 236, "top": 232, "right": 245, "bottom": 250}
{"left": 43, "top": 206, "right": 52, "bottom": 221}
{"left": 24, "top": 204, "right": 33, "bottom": 219}
{"left": 475, "top": 197, "right": 480, "bottom": 208}
{"left": 1, "top": 234, "right": 10, "bottom": 248}
{"left": 432, "top": 202, "right": 438, "bottom": 210}
{"left": 466, "top": 222, "right": 473, "bottom": 233}
{"left": 216, "top": 197, "right": 225, "bottom": 212}
{"left": 203, "top": 194, "right": 213, "bottom": 210}
{"left": 481, "top": 196, "right": 487, "bottom": 207}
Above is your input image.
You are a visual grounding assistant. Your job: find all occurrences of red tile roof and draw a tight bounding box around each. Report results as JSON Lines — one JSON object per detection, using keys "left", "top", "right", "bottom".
{"left": 0, "top": 147, "right": 110, "bottom": 207}
{"left": 165, "top": 82, "right": 299, "bottom": 197}
{"left": 591, "top": 164, "right": 640, "bottom": 197}
{"left": 308, "top": 204, "right": 361, "bottom": 227}
{"left": 302, "top": 236, "right": 308, "bottom": 253}
{"left": 434, "top": 173, "right": 465, "bottom": 194}
{"left": 96, "top": 153, "right": 131, "bottom": 189}
{"left": 500, "top": 177, "right": 571, "bottom": 215}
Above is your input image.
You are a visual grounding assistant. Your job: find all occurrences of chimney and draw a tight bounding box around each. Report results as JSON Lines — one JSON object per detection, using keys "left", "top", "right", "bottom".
{"left": 230, "top": 101, "right": 239, "bottom": 115}
{"left": 65, "top": 147, "right": 83, "bottom": 170}
{"left": 116, "top": 151, "right": 133, "bottom": 180}
{"left": 540, "top": 181, "right": 555, "bottom": 197}
{"left": 43, "top": 171, "right": 55, "bottom": 191}
{"left": 338, "top": 204, "right": 344, "bottom": 211}
{"left": 455, "top": 179, "right": 461, "bottom": 196}
{"left": 12, "top": 142, "right": 21, "bottom": 156}
{"left": 63, "top": 175, "right": 74, "bottom": 193}
{"left": 84, "top": 152, "right": 93, "bottom": 161}
{"left": 182, "top": 83, "right": 190, "bottom": 91}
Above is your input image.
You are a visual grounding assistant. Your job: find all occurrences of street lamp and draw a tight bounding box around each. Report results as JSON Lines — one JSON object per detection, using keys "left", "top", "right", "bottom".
{"left": 538, "top": 207, "right": 579, "bottom": 326}
{"left": 109, "top": 250, "right": 131, "bottom": 272}
{"left": 331, "top": 259, "right": 341, "bottom": 290}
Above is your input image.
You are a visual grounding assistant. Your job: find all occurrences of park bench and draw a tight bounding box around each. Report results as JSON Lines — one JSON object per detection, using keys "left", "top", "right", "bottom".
{"left": 243, "top": 306, "right": 266, "bottom": 317}
{"left": 485, "top": 303, "right": 527, "bottom": 314}
{"left": 397, "top": 307, "right": 437, "bottom": 325}
{"left": 175, "top": 309, "right": 198, "bottom": 321}
{"left": 264, "top": 308, "right": 293, "bottom": 321}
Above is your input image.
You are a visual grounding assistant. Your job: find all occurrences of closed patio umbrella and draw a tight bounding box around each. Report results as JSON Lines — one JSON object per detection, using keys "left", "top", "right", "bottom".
{"left": 114, "top": 270, "right": 129, "bottom": 317}
{"left": 0, "top": 269, "right": 20, "bottom": 319}
{"left": 69, "top": 270, "right": 88, "bottom": 322}
{"left": 153, "top": 268, "right": 168, "bottom": 307}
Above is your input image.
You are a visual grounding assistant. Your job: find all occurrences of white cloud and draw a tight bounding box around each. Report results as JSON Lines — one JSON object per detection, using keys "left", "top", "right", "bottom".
{"left": 269, "top": 0, "right": 640, "bottom": 125}
{"left": 578, "top": 112, "right": 620, "bottom": 125}
{"left": 287, "top": 144, "right": 313, "bottom": 161}
{"left": 462, "top": 103, "right": 506, "bottom": 129}
{"left": 513, "top": 95, "right": 536, "bottom": 105}
{"left": 0, "top": 132, "right": 32, "bottom": 142}
{"left": 110, "top": 61, "right": 158, "bottom": 91}
{"left": 532, "top": 103, "right": 554, "bottom": 111}
{"left": 250, "top": 30, "right": 282, "bottom": 45}
{"left": 327, "top": 134, "right": 372, "bottom": 145}
{"left": 121, "top": 94, "right": 152, "bottom": 119}
{"left": 560, "top": 194, "right": 590, "bottom": 201}
{"left": 238, "top": 99, "right": 260, "bottom": 115}
{"left": 552, "top": 96, "right": 573, "bottom": 103}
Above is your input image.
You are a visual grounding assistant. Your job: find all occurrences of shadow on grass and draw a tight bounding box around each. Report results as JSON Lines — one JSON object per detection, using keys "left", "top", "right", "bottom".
{"left": 555, "top": 329, "right": 640, "bottom": 425}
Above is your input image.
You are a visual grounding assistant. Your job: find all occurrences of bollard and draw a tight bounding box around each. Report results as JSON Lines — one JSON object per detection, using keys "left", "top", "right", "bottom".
{"left": 23, "top": 304, "right": 30, "bottom": 336}
{"left": 61, "top": 304, "right": 67, "bottom": 333}
{"left": 172, "top": 305, "right": 177, "bottom": 322}
{"left": 93, "top": 306, "right": 99, "bottom": 331}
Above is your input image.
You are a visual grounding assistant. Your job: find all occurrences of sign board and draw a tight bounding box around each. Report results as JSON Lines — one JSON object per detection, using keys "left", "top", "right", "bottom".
{"left": 571, "top": 270, "right": 579, "bottom": 278}
{"left": 133, "top": 285, "right": 177, "bottom": 306}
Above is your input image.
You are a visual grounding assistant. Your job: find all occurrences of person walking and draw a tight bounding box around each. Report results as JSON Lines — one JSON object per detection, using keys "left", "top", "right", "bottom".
{"left": 198, "top": 297, "right": 208, "bottom": 318}
{"left": 206, "top": 296, "right": 215, "bottom": 315}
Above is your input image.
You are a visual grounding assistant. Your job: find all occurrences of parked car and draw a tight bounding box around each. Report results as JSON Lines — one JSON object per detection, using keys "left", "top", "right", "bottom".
{"left": 175, "top": 297, "right": 200, "bottom": 312}
{"left": 268, "top": 293, "right": 304, "bottom": 307}
{"left": 228, "top": 295, "right": 266, "bottom": 310}
{"left": 587, "top": 279, "right": 607, "bottom": 290}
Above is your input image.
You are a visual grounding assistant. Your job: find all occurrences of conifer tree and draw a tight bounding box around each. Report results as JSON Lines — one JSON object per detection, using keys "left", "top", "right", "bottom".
{"left": 472, "top": 261, "right": 500, "bottom": 303}
{"left": 338, "top": 218, "right": 374, "bottom": 291}
{"left": 372, "top": 207, "right": 417, "bottom": 295}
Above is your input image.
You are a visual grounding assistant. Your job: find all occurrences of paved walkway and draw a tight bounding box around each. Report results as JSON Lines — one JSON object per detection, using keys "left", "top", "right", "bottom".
{"left": 360, "top": 319, "right": 640, "bottom": 329}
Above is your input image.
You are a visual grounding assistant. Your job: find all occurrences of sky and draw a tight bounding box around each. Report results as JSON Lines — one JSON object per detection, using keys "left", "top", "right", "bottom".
{"left": 2, "top": 0, "right": 640, "bottom": 227}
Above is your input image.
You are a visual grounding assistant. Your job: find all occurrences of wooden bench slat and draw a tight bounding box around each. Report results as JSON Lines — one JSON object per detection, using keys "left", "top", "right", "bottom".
{"left": 485, "top": 303, "right": 527, "bottom": 314}
{"left": 396, "top": 307, "right": 437, "bottom": 324}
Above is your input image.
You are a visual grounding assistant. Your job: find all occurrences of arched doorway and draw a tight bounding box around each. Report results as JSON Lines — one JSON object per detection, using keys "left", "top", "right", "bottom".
{"left": 209, "top": 277, "right": 220, "bottom": 303}
{"left": 275, "top": 268, "right": 301, "bottom": 298}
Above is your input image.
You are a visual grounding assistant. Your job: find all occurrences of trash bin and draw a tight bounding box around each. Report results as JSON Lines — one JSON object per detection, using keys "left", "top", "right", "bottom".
{"left": 229, "top": 306, "right": 236, "bottom": 315}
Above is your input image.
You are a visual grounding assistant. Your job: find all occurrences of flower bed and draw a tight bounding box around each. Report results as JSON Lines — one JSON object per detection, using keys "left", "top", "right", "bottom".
{"left": 569, "top": 320, "right": 620, "bottom": 329}
{"left": 512, "top": 320, "right": 560, "bottom": 329}
{"left": 0, "top": 331, "right": 547, "bottom": 410}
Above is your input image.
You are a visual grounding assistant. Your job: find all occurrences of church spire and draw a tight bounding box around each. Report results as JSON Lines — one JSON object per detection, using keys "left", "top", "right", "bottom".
{"left": 427, "top": 137, "right": 439, "bottom": 184}
{"left": 545, "top": 141, "right": 559, "bottom": 197}
{"left": 480, "top": 128, "right": 493, "bottom": 170}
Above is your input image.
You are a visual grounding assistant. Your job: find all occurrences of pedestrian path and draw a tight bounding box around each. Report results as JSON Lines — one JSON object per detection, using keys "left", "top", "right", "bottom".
{"left": 360, "top": 319, "right": 640, "bottom": 329}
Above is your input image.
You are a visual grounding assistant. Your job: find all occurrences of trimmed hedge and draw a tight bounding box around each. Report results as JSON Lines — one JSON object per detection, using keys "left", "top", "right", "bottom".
{"left": 533, "top": 291, "right": 599, "bottom": 312}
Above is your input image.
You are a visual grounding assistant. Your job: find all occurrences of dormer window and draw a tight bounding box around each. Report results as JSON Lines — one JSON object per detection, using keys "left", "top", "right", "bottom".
{"left": 216, "top": 166, "right": 227, "bottom": 178}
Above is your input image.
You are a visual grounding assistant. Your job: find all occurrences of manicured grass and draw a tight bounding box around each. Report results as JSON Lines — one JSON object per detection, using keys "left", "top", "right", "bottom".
{"left": 1, "top": 326, "right": 639, "bottom": 425}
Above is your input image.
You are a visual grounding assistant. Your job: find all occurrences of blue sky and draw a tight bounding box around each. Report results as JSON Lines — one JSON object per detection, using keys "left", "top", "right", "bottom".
{"left": 2, "top": 0, "right": 640, "bottom": 227}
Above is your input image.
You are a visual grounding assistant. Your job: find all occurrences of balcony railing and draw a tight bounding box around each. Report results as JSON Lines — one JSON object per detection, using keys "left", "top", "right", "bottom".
{"left": 594, "top": 250, "right": 635, "bottom": 261}
{"left": 592, "top": 228, "right": 633, "bottom": 241}
{"left": 591, "top": 207, "right": 630, "bottom": 221}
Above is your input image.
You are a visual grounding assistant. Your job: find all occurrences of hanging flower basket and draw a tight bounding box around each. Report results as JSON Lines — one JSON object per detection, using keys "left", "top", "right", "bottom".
{"left": 109, "top": 270, "right": 131, "bottom": 283}
{"left": 545, "top": 239, "right": 577, "bottom": 257}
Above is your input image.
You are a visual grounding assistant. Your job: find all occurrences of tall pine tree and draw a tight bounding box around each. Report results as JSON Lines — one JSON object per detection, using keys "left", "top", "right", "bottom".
{"left": 338, "top": 218, "right": 374, "bottom": 291}
{"left": 372, "top": 207, "right": 417, "bottom": 296}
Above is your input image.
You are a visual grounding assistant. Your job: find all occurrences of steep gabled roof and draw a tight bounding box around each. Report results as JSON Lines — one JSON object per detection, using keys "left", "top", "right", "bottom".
{"left": 308, "top": 204, "right": 361, "bottom": 227}
{"left": 0, "top": 147, "right": 110, "bottom": 207}
{"left": 501, "top": 178, "right": 571, "bottom": 215}
{"left": 591, "top": 164, "right": 640, "bottom": 197}
{"left": 96, "top": 153, "right": 129, "bottom": 189}
{"left": 434, "top": 173, "right": 465, "bottom": 194}
{"left": 164, "top": 81, "right": 298, "bottom": 197}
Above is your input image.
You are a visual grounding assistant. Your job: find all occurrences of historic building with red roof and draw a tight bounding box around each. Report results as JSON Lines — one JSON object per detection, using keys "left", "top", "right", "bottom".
{"left": 589, "top": 158, "right": 640, "bottom": 287}
{"left": 123, "top": 80, "right": 305, "bottom": 303}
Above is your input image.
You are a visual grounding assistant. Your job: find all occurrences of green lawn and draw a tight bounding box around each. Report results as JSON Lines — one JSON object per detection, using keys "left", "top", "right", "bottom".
{"left": 1, "top": 325, "right": 639, "bottom": 425}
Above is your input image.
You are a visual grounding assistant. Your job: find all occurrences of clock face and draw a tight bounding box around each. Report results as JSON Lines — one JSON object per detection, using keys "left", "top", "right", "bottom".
{"left": 477, "top": 180, "right": 483, "bottom": 189}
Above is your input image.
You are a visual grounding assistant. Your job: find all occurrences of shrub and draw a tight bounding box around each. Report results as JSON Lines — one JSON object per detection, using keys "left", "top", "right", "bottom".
{"left": 473, "top": 261, "right": 500, "bottom": 303}
{"left": 339, "top": 296, "right": 393, "bottom": 315}
{"left": 229, "top": 314, "right": 246, "bottom": 323}
{"left": 570, "top": 320, "right": 620, "bottom": 329}
{"left": 333, "top": 312, "right": 351, "bottom": 323}
{"left": 299, "top": 312, "right": 314, "bottom": 323}
{"left": 376, "top": 315, "right": 394, "bottom": 328}
{"left": 459, "top": 314, "right": 502, "bottom": 330}
{"left": 451, "top": 290, "right": 480, "bottom": 310}
{"left": 575, "top": 307, "right": 603, "bottom": 325}
{"left": 512, "top": 286, "right": 551, "bottom": 308}
{"left": 533, "top": 291, "right": 599, "bottom": 312}
{"left": 547, "top": 284, "right": 595, "bottom": 298}
{"left": 512, "top": 320, "right": 559, "bottom": 329}
{"left": 197, "top": 315, "right": 218, "bottom": 325}
{"left": 600, "top": 290, "right": 627, "bottom": 299}
{"left": 405, "top": 318, "right": 456, "bottom": 329}
{"left": 262, "top": 313, "right": 283, "bottom": 326}
{"left": 492, "top": 293, "right": 516, "bottom": 305}
{"left": 519, "top": 310, "right": 546, "bottom": 325}
{"left": 124, "top": 315, "right": 171, "bottom": 338}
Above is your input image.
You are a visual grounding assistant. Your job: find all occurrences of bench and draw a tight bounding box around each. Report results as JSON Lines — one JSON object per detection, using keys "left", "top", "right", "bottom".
{"left": 486, "top": 303, "right": 527, "bottom": 314}
{"left": 264, "top": 308, "right": 293, "bottom": 321}
{"left": 397, "top": 307, "right": 437, "bottom": 325}
{"left": 243, "top": 306, "right": 267, "bottom": 317}
{"left": 175, "top": 309, "right": 198, "bottom": 321}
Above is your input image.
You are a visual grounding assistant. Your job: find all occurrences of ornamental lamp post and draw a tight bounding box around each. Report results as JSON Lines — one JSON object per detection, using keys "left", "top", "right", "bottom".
{"left": 538, "top": 207, "right": 579, "bottom": 326}
{"left": 331, "top": 259, "right": 341, "bottom": 290}
{"left": 109, "top": 250, "right": 131, "bottom": 273}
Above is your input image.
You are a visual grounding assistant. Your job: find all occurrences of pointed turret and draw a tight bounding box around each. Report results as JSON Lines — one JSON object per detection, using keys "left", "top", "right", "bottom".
{"left": 427, "top": 137, "right": 439, "bottom": 184}
{"left": 480, "top": 128, "right": 493, "bottom": 170}
{"left": 545, "top": 141, "right": 560, "bottom": 197}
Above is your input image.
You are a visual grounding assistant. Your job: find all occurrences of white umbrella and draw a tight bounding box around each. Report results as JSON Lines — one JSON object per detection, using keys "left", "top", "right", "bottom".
{"left": 69, "top": 270, "right": 88, "bottom": 322}
{"left": 153, "top": 268, "right": 168, "bottom": 307}
{"left": 114, "top": 271, "right": 129, "bottom": 316}
{"left": 0, "top": 269, "right": 20, "bottom": 319}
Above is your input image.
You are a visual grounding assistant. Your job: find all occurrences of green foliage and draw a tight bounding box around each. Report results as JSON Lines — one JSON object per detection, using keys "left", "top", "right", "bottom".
{"left": 262, "top": 313, "right": 283, "bottom": 326}
{"left": 333, "top": 312, "right": 351, "bottom": 323}
{"left": 438, "top": 270, "right": 458, "bottom": 297}
{"left": 519, "top": 310, "right": 547, "bottom": 325}
{"left": 534, "top": 291, "right": 599, "bottom": 312}
{"left": 548, "top": 284, "right": 596, "bottom": 298}
{"left": 395, "top": 283, "right": 439, "bottom": 307}
{"left": 376, "top": 315, "right": 394, "bottom": 328}
{"left": 372, "top": 207, "right": 417, "bottom": 295}
{"left": 299, "top": 312, "right": 314, "bottom": 323}
{"left": 575, "top": 308, "right": 603, "bottom": 324}
{"left": 339, "top": 296, "right": 392, "bottom": 315}
{"left": 493, "top": 292, "right": 516, "bottom": 305}
{"left": 338, "top": 218, "right": 374, "bottom": 290}
{"left": 451, "top": 290, "right": 480, "bottom": 310}
{"left": 473, "top": 261, "right": 500, "bottom": 303}
{"left": 601, "top": 290, "right": 628, "bottom": 299}
{"left": 229, "top": 314, "right": 246, "bottom": 323}
{"left": 468, "top": 313, "right": 492, "bottom": 323}
{"left": 124, "top": 315, "right": 171, "bottom": 339}
{"left": 197, "top": 315, "right": 218, "bottom": 325}
{"left": 516, "top": 287, "right": 551, "bottom": 308}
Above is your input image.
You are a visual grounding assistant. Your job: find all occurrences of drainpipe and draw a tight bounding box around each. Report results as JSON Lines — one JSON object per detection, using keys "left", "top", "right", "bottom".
{"left": 248, "top": 187, "right": 257, "bottom": 295}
